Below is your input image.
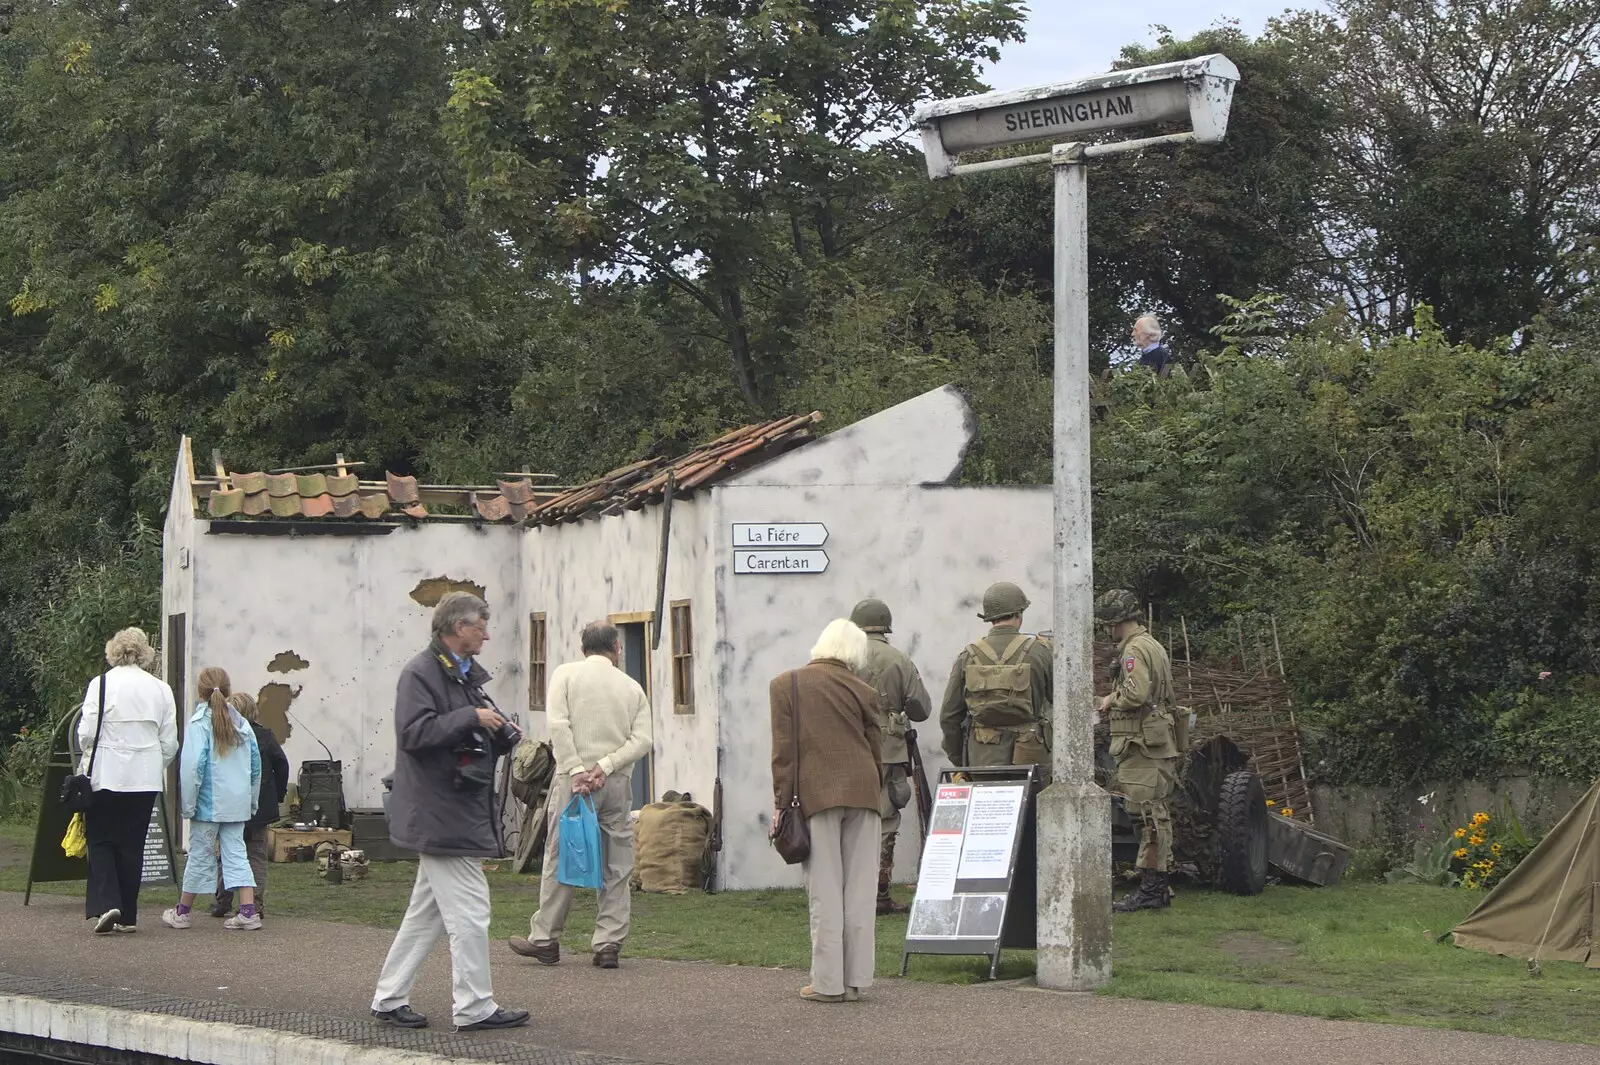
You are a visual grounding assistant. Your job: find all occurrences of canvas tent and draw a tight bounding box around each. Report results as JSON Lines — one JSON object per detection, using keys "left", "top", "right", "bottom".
{"left": 1450, "top": 780, "right": 1600, "bottom": 969}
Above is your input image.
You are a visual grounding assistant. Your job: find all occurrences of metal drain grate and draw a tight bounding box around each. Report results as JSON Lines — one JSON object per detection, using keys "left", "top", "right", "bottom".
{"left": 0, "top": 972, "right": 653, "bottom": 1065}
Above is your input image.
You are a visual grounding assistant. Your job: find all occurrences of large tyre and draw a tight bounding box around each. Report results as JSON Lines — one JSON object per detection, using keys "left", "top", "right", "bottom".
{"left": 1216, "top": 769, "right": 1268, "bottom": 895}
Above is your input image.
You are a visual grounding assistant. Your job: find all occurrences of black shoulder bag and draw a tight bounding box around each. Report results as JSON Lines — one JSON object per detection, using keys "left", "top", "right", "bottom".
{"left": 771, "top": 673, "right": 811, "bottom": 865}
{"left": 61, "top": 672, "right": 109, "bottom": 812}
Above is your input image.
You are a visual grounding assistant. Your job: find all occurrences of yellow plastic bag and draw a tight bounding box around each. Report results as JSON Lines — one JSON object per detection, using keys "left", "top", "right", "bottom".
{"left": 61, "top": 813, "right": 86, "bottom": 859}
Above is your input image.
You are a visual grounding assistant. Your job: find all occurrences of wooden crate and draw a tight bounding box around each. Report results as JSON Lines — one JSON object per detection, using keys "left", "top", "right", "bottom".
{"left": 268, "top": 827, "right": 352, "bottom": 863}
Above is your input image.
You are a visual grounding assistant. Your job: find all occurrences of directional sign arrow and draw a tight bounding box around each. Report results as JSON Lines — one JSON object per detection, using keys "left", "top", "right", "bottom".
{"left": 733, "top": 549, "right": 829, "bottom": 575}
{"left": 731, "top": 523, "right": 829, "bottom": 548}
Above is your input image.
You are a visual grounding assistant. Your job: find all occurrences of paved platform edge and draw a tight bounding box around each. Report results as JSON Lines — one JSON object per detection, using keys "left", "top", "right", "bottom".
{"left": 0, "top": 974, "right": 650, "bottom": 1065}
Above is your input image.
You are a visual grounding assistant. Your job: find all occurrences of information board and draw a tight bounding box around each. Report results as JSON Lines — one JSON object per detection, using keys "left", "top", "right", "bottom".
{"left": 901, "top": 765, "right": 1039, "bottom": 979}
{"left": 25, "top": 710, "right": 178, "bottom": 903}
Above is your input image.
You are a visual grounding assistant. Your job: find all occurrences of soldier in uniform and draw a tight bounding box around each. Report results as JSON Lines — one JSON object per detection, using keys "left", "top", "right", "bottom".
{"left": 939, "top": 583, "right": 1053, "bottom": 773}
{"left": 849, "top": 599, "right": 932, "bottom": 916}
{"left": 1095, "top": 589, "right": 1180, "bottom": 912}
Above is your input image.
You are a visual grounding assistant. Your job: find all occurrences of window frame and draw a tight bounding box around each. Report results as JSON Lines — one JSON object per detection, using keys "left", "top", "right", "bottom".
{"left": 529, "top": 612, "right": 548, "bottom": 711}
{"left": 670, "top": 600, "right": 694, "bottom": 715}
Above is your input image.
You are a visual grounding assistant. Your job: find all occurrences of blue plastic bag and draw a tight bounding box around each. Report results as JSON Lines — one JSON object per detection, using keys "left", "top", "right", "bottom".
{"left": 557, "top": 793, "right": 604, "bottom": 889}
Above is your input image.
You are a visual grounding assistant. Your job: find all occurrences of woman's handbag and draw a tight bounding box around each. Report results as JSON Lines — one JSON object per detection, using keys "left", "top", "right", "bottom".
{"left": 59, "top": 672, "right": 108, "bottom": 813}
{"left": 771, "top": 673, "right": 811, "bottom": 865}
{"left": 556, "top": 793, "right": 604, "bottom": 889}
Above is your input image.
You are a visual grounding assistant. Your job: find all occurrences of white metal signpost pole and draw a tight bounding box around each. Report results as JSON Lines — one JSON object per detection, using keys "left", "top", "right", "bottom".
{"left": 913, "top": 55, "right": 1238, "bottom": 991}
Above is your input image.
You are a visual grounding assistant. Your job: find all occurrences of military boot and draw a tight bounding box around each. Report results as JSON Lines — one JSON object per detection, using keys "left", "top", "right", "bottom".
{"left": 876, "top": 880, "right": 909, "bottom": 916}
{"left": 1112, "top": 869, "right": 1171, "bottom": 913}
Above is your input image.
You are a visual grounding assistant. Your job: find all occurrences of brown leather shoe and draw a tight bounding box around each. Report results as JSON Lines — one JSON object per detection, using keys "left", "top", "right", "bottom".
{"left": 508, "top": 937, "right": 560, "bottom": 965}
{"left": 593, "top": 943, "right": 620, "bottom": 969}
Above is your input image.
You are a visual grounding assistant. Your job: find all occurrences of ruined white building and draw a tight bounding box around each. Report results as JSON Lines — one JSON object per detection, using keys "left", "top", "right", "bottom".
{"left": 163, "top": 385, "right": 1054, "bottom": 889}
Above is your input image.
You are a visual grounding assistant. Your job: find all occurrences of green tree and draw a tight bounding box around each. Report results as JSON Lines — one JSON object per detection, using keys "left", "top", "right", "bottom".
{"left": 445, "top": 0, "right": 1025, "bottom": 406}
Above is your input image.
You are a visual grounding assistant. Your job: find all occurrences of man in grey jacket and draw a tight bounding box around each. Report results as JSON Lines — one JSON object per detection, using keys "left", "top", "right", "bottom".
{"left": 370, "top": 593, "right": 528, "bottom": 1033}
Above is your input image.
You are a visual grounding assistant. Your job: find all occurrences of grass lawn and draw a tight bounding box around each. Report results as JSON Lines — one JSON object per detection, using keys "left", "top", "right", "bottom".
{"left": 5, "top": 820, "right": 1599, "bottom": 1044}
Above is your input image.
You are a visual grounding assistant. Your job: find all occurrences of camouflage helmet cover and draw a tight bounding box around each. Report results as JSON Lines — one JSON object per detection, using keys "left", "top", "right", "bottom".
{"left": 850, "top": 598, "right": 893, "bottom": 633}
{"left": 1095, "top": 588, "right": 1142, "bottom": 625}
{"left": 978, "top": 582, "right": 1031, "bottom": 622}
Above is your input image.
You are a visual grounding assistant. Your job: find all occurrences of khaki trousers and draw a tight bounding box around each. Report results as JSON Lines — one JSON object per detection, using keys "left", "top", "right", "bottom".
{"left": 804, "top": 806, "right": 880, "bottom": 996}
{"left": 529, "top": 769, "right": 634, "bottom": 949}
{"left": 1112, "top": 749, "right": 1179, "bottom": 872}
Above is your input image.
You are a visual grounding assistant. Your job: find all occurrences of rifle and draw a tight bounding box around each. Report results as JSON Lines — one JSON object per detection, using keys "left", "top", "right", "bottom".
{"left": 703, "top": 775, "right": 724, "bottom": 893}
{"left": 905, "top": 727, "right": 934, "bottom": 853}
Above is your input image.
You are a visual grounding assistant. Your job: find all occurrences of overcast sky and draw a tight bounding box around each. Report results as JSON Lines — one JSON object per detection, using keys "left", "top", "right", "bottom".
{"left": 980, "top": 1, "right": 1320, "bottom": 91}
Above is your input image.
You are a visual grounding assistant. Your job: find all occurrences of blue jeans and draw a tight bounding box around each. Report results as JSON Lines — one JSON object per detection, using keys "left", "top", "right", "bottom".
{"left": 183, "top": 820, "right": 254, "bottom": 895}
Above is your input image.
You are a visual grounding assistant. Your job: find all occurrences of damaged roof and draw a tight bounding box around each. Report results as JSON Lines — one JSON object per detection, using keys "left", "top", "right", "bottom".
{"left": 190, "top": 411, "right": 823, "bottom": 526}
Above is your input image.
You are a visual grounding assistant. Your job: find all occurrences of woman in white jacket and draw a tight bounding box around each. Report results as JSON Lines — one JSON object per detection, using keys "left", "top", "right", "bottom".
{"left": 79, "top": 628, "right": 179, "bottom": 933}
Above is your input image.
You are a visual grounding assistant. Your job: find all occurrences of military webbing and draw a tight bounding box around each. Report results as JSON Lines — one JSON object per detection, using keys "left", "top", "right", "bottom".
{"left": 967, "top": 634, "right": 1033, "bottom": 668}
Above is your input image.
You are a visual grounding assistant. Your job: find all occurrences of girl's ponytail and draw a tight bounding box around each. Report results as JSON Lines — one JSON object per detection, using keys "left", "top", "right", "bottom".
{"left": 196, "top": 666, "right": 240, "bottom": 754}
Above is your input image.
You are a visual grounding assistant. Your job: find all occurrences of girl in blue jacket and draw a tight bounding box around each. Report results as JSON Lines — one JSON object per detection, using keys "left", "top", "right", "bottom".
{"left": 163, "top": 667, "right": 262, "bottom": 931}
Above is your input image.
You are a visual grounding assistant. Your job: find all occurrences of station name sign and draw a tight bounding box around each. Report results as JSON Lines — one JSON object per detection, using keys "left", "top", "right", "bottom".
{"left": 937, "top": 81, "right": 1188, "bottom": 156}
{"left": 912, "top": 54, "right": 1240, "bottom": 180}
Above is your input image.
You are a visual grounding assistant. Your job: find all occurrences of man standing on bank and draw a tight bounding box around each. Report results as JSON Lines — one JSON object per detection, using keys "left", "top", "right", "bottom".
{"left": 371, "top": 592, "right": 528, "bottom": 1032}
{"left": 939, "top": 583, "right": 1053, "bottom": 773}
{"left": 1132, "top": 314, "right": 1174, "bottom": 378}
{"left": 848, "top": 598, "right": 931, "bottom": 916}
{"left": 510, "top": 621, "right": 652, "bottom": 970}
{"left": 1095, "top": 588, "right": 1181, "bottom": 913}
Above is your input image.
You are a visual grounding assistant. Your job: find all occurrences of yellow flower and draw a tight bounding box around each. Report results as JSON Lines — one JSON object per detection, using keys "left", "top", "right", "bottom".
{"left": 1472, "top": 812, "right": 1490, "bottom": 826}
{"left": 1469, "top": 835, "right": 1485, "bottom": 847}
{"left": 1280, "top": 807, "right": 1294, "bottom": 816}
{"left": 1453, "top": 848, "right": 1468, "bottom": 859}
{"left": 1490, "top": 842, "right": 1501, "bottom": 855}
{"left": 1266, "top": 800, "right": 1277, "bottom": 807}
{"left": 1454, "top": 828, "right": 1467, "bottom": 838}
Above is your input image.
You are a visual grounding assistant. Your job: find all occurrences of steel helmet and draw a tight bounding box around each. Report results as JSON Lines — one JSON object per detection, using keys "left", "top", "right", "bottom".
{"left": 978, "top": 582, "right": 1031, "bottom": 622}
{"left": 850, "top": 598, "right": 893, "bottom": 633}
{"left": 1094, "top": 588, "right": 1142, "bottom": 625}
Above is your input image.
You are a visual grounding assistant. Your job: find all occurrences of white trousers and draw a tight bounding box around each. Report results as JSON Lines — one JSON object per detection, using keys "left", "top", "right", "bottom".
{"left": 804, "top": 806, "right": 880, "bottom": 996}
{"left": 371, "top": 854, "right": 500, "bottom": 1026}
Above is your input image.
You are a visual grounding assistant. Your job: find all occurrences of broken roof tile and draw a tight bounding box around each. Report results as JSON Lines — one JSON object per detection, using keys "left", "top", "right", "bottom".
{"left": 265, "top": 473, "right": 298, "bottom": 498}
{"left": 300, "top": 493, "right": 335, "bottom": 519}
{"left": 358, "top": 493, "right": 391, "bottom": 520}
{"left": 331, "top": 493, "right": 362, "bottom": 519}
{"left": 498, "top": 479, "right": 535, "bottom": 506}
{"left": 297, "top": 473, "right": 328, "bottom": 498}
{"left": 402, "top": 502, "right": 428, "bottom": 519}
{"left": 209, "top": 489, "right": 244, "bottom": 518}
{"left": 387, "top": 473, "right": 421, "bottom": 505}
{"left": 474, "top": 493, "right": 511, "bottom": 522}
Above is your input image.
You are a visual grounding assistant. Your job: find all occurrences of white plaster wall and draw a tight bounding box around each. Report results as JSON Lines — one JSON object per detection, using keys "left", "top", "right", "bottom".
{"left": 160, "top": 439, "right": 197, "bottom": 698}
{"left": 186, "top": 522, "right": 524, "bottom": 809}
{"left": 519, "top": 498, "right": 720, "bottom": 805}
{"left": 713, "top": 483, "right": 1053, "bottom": 890}
{"left": 729, "top": 385, "right": 974, "bottom": 488}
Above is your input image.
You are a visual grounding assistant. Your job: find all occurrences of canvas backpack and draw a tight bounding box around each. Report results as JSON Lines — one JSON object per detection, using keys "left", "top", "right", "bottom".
{"left": 963, "top": 635, "right": 1039, "bottom": 728}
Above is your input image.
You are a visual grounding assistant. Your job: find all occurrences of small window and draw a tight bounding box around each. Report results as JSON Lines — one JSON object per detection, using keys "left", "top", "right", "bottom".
{"left": 529, "top": 613, "right": 548, "bottom": 710}
{"left": 670, "top": 601, "right": 693, "bottom": 714}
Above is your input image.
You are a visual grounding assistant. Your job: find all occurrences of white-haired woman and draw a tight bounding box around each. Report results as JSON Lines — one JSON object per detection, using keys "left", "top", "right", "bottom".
{"left": 770, "top": 618, "right": 883, "bottom": 1003}
{"left": 79, "top": 627, "right": 180, "bottom": 934}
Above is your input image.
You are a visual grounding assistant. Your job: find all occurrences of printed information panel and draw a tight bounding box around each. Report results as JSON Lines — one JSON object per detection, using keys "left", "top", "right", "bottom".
{"left": 902, "top": 767, "right": 1038, "bottom": 979}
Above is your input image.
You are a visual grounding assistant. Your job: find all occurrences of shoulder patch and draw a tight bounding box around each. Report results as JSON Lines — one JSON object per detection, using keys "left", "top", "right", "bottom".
{"left": 1124, "top": 655, "right": 1136, "bottom": 674}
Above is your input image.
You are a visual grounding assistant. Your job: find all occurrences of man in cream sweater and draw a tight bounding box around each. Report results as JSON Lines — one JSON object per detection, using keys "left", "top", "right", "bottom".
{"left": 509, "top": 621, "right": 653, "bottom": 969}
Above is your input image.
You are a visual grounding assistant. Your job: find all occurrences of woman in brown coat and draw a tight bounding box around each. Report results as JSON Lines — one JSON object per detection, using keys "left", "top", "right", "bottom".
{"left": 771, "top": 618, "right": 883, "bottom": 1003}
